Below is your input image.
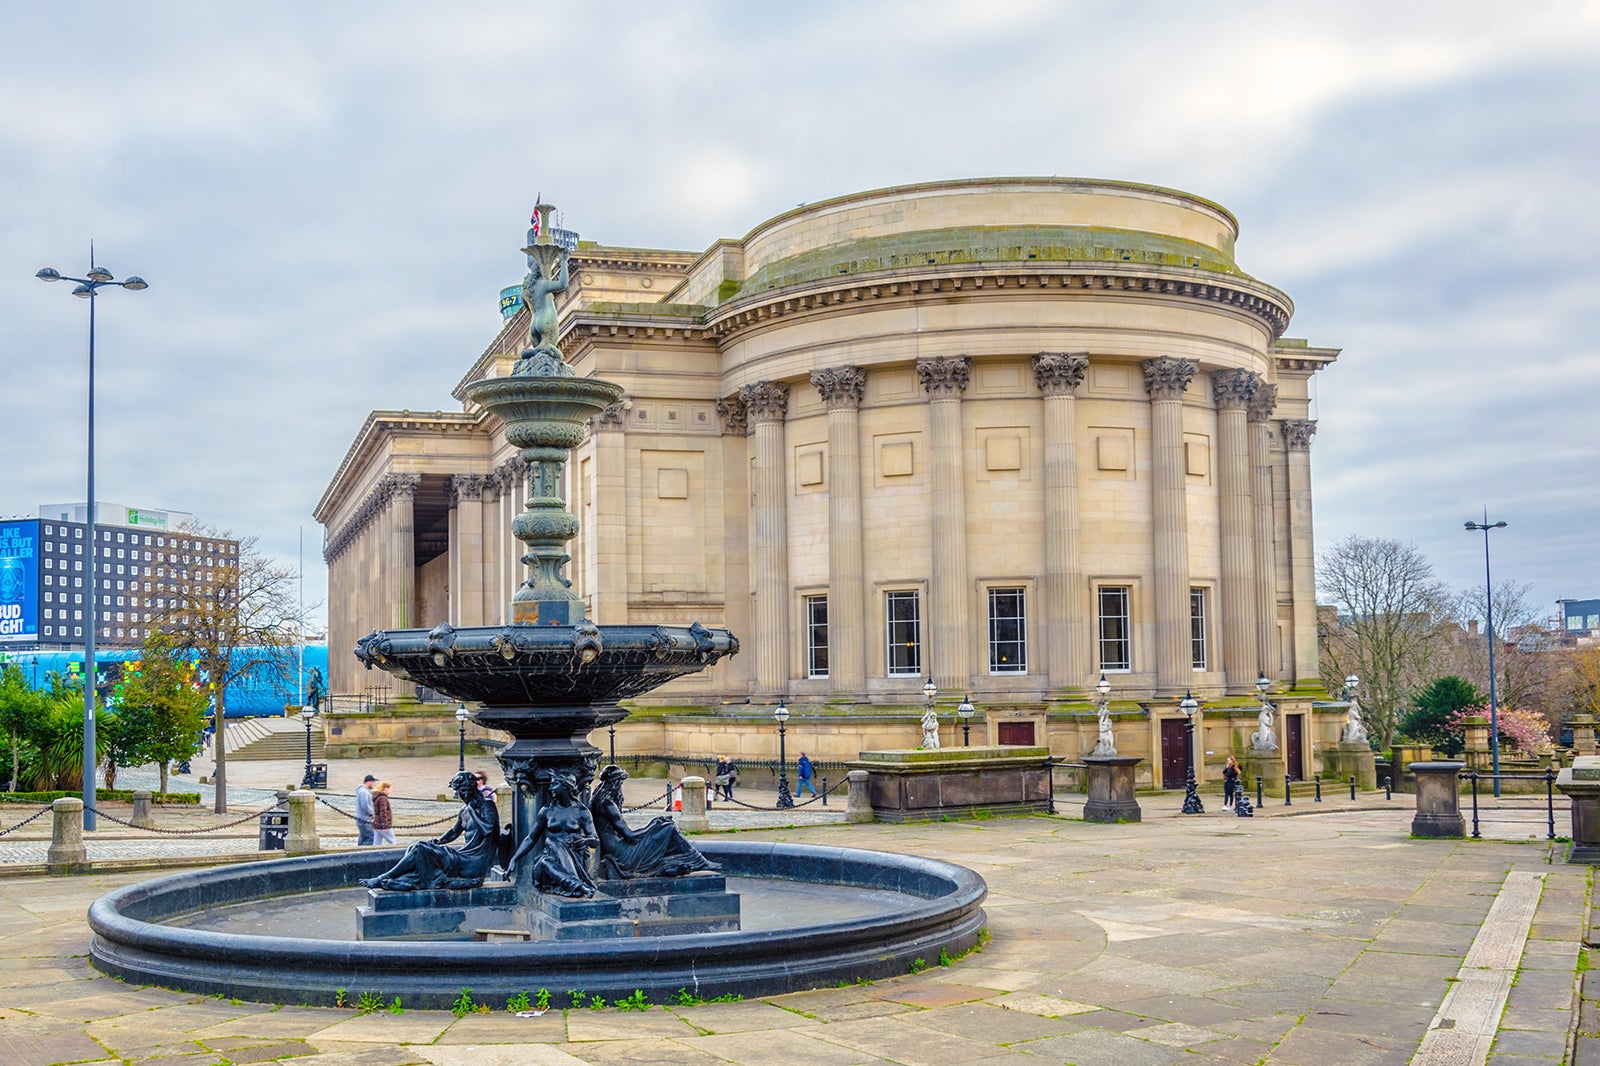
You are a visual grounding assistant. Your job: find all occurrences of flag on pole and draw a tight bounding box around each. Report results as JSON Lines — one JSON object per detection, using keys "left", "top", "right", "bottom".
{"left": 529, "top": 193, "right": 542, "bottom": 237}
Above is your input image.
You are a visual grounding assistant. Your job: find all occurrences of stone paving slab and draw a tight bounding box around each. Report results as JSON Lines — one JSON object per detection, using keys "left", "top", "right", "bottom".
{"left": 0, "top": 802, "right": 1588, "bottom": 1065}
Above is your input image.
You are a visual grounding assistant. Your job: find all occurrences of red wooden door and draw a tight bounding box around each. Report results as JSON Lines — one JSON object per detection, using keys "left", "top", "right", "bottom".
{"left": 997, "top": 721, "right": 1035, "bottom": 746}
{"left": 1161, "top": 719, "right": 1190, "bottom": 789}
{"left": 1285, "top": 714, "right": 1304, "bottom": 781}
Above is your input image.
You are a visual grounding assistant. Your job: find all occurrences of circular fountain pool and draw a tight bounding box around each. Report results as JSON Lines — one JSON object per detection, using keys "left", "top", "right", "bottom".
{"left": 89, "top": 840, "right": 987, "bottom": 1009}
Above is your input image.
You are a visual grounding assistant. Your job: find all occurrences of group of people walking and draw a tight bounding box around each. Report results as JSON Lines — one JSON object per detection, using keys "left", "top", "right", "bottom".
{"left": 353, "top": 774, "right": 395, "bottom": 846}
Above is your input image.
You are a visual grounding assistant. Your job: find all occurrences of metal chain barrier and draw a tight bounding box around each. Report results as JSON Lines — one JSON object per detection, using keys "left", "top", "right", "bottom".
{"left": 712, "top": 776, "right": 846, "bottom": 811}
{"left": 622, "top": 788, "right": 673, "bottom": 813}
{"left": 91, "top": 801, "right": 282, "bottom": 835}
{"left": 314, "top": 795, "right": 460, "bottom": 830}
{"left": 0, "top": 806, "right": 53, "bottom": 838}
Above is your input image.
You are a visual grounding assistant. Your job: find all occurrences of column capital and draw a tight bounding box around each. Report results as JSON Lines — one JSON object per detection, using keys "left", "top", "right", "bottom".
{"left": 715, "top": 395, "right": 748, "bottom": 436}
{"left": 1247, "top": 383, "right": 1279, "bottom": 423}
{"left": 385, "top": 473, "right": 422, "bottom": 501}
{"left": 451, "top": 473, "right": 489, "bottom": 502}
{"left": 1282, "top": 419, "right": 1318, "bottom": 450}
{"left": 1032, "top": 352, "right": 1089, "bottom": 396}
{"left": 739, "top": 381, "right": 789, "bottom": 424}
{"left": 1142, "top": 356, "right": 1199, "bottom": 400}
{"left": 593, "top": 400, "right": 628, "bottom": 433}
{"left": 1212, "top": 368, "right": 1260, "bottom": 410}
{"left": 810, "top": 365, "right": 866, "bottom": 409}
{"left": 917, "top": 356, "right": 970, "bottom": 399}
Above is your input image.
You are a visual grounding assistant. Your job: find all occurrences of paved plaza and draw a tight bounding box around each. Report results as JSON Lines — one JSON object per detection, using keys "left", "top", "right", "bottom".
{"left": 0, "top": 755, "right": 1592, "bottom": 1065}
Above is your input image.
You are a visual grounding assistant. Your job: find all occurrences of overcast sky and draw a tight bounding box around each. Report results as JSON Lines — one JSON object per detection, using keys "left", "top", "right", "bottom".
{"left": 3, "top": 2, "right": 1596, "bottom": 637}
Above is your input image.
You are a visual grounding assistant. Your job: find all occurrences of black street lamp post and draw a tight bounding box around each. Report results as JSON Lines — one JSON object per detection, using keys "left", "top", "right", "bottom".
{"left": 1180, "top": 691, "right": 1204, "bottom": 814}
{"left": 300, "top": 707, "right": 316, "bottom": 787}
{"left": 608, "top": 723, "right": 616, "bottom": 766}
{"left": 957, "top": 695, "right": 975, "bottom": 746}
{"left": 455, "top": 704, "right": 469, "bottom": 772}
{"left": 1465, "top": 514, "right": 1507, "bottom": 797}
{"left": 774, "top": 701, "right": 794, "bottom": 809}
{"left": 36, "top": 256, "right": 147, "bottom": 830}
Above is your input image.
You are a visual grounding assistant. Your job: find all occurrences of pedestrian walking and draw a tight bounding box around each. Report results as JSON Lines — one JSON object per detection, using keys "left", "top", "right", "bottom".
{"left": 473, "top": 771, "right": 495, "bottom": 801}
{"left": 372, "top": 781, "right": 396, "bottom": 845}
{"left": 796, "top": 751, "right": 818, "bottom": 797}
{"left": 714, "top": 755, "right": 738, "bottom": 801}
{"left": 1222, "top": 755, "right": 1240, "bottom": 809}
{"left": 355, "top": 774, "right": 377, "bottom": 845}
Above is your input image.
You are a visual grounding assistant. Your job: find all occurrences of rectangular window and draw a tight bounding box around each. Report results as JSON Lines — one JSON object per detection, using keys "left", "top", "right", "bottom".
{"left": 1190, "top": 588, "right": 1208, "bottom": 670}
{"left": 75, "top": 626, "right": 82, "bottom": 636}
{"left": 987, "top": 587, "right": 1027, "bottom": 673}
{"left": 885, "top": 591, "right": 922, "bottom": 676}
{"left": 805, "top": 595, "right": 829, "bottom": 678}
{"left": 1098, "top": 586, "right": 1131, "bottom": 671}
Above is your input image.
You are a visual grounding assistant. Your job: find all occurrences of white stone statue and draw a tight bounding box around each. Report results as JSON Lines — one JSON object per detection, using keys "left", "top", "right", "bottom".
{"left": 1092, "top": 693, "right": 1116, "bottom": 757}
{"left": 1251, "top": 693, "right": 1278, "bottom": 752}
{"left": 920, "top": 707, "right": 941, "bottom": 749}
{"left": 1343, "top": 695, "right": 1368, "bottom": 746}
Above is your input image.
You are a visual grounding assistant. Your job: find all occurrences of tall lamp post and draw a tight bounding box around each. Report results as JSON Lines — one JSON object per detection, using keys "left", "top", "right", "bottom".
{"left": 774, "top": 700, "right": 794, "bottom": 809}
{"left": 1180, "top": 692, "right": 1204, "bottom": 814}
{"left": 1465, "top": 514, "right": 1508, "bottom": 796}
{"left": 957, "top": 695, "right": 975, "bottom": 746}
{"left": 36, "top": 256, "right": 147, "bottom": 830}
{"left": 455, "top": 704, "right": 469, "bottom": 772}
{"left": 300, "top": 707, "right": 316, "bottom": 788}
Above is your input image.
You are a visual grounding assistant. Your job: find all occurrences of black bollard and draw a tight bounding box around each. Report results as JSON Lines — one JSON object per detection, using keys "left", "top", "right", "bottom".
{"left": 821, "top": 777, "right": 828, "bottom": 806}
{"left": 1235, "top": 782, "right": 1254, "bottom": 818}
{"left": 1349, "top": 775, "right": 1356, "bottom": 801}
{"left": 1314, "top": 774, "right": 1322, "bottom": 802}
{"left": 1256, "top": 775, "right": 1264, "bottom": 808}
{"left": 1284, "top": 775, "right": 1292, "bottom": 806}
{"left": 1384, "top": 775, "right": 1392, "bottom": 801}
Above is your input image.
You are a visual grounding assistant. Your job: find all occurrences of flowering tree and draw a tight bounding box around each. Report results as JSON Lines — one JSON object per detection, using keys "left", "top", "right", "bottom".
{"left": 1443, "top": 704, "right": 1553, "bottom": 756}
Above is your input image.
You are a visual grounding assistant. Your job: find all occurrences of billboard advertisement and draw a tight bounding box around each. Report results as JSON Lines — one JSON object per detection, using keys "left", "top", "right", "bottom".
{"left": 499, "top": 285, "right": 524, "bottom": 319}
{"left": 0, "top": 519, "right": 40, "bottom": 644}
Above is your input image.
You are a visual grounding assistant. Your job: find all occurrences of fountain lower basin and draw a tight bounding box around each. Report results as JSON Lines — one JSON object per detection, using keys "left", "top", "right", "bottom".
{"left": 88, "top": 840, "right": 987, "bottom": 1008}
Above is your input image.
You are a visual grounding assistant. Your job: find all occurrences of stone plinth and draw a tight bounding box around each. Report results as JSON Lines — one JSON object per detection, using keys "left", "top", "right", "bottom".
{"left": 1410, "top": 761, "right": 1465, "bottom": 838}
{"left": 130, "top": 790, "right": 156, "bottom": 829}
{"left": 1556, "top": 756, "right": 1600, "bottom": 863}
{"left": 357, "top": 881, "right": 520, "bottom": 941}
{"left": 47, "top": 797, "right": 87, "bottom": 870}
{"left": 1240, "top": 749, "right": 1288, "bottom": 799}
{"left": 286, "top": 790, "right": 320, "bottom": 854}
{"left": 854, "top": 746, "right": 1051, "bottom": 823}
{"left": 1320, "top": 742, "right": 1376, "bottom": 792}
{"left": 1082, "top": 755, "right": 1142, "bottom": 823}
{"left": 676, "top": 774, "right": 709, "bottom": 832}
{"left": 845, "top": 769, "right": 873, "bottom": 823}
{"left": 1572, "top": 714, "right": 1599, "bottom": 757}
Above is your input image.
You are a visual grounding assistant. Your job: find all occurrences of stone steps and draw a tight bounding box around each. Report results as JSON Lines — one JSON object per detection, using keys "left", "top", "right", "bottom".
{"left": 221, "top": 716, "right": 326, "bottom": 761}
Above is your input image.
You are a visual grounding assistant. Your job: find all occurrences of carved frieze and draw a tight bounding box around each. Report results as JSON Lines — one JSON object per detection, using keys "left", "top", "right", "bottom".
{"left": 715, "top": 395, "right": 748, "bottom": 436}
{"left": 1281, "top": 419, "right": 1318, "bottom": 450}
{"left": 1247, "top": 383, "right": 1279, "bottom": 423}
{"left": 1142, "top": 356, "right": 1199, "bottom": 401}
{"left": 810, "top": 366, "right": 866, "bottom": 409}
{"left": 916, "top": 356, "right": 971, "bottom": 399}
{"left": 1032, "top": 352, "right": 1089, "bottom": 396}
{"left": 738, "top": 381, "right": 789, "bottom": 424}
{"left": 1211, "top": 368, "right": 1261, "bottom": 410}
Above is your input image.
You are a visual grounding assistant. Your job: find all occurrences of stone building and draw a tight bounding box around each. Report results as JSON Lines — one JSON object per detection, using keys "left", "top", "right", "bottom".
{"left": 315, "top": 178, "right": 1341, "bottom": 784}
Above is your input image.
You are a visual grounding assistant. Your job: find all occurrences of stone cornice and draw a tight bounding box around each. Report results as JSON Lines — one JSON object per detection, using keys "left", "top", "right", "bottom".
{"left": 1281, "top": 419, "right": 1318, "bottom": 450}
{"left": 1032, "top": 352, "right": 1089, "bottom": 396}
{"left": 1142, "top": 356, "right": 1199, "bottom": 401}
{"left": 811, "top": 366, "right": 866, "bottom": 409}
{"left": 315, "top": 410, "right": 485, "bottom": 525}
{"left": 1212, "top": 368, "right": 1261, "bottom": 410}
{"left": 1247, "top": 383, "right": 1279, "bottom": 423}
{"left": 917, "top": 356, "right": 971, "bottom": 399}
{"left": 739, "top": 381, "right": 789, "bottom": 424}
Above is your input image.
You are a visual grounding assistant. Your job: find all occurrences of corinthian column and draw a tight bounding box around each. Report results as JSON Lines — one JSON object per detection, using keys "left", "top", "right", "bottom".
{"left": 740, "top": 381, "right": 791, "bottom": 698}
{"left": 1282, "top": 419, "right": 1320, "bottom": 684}
{"left": 1033, "top": 352, "right": 1089, "bottom": 690}
{"left": 1248, "top": 386, "right": 1280, "bottom": 679}
{"left": 918, "top": 356, "right": 971, "bottom": 692}
{"left": 1143, "top": 356, "right": 1199, "bottom": 694}
{"left": 452, "top": 474, "right": 487, "bottom": 627}
{"left": 591, "top": 401, "right": 628, "bottom": 623}
{"left": 811, "top": 366, "right": 867, "bottom": 697}
{"left": 388, "top": 474, "right": 420, "bottom": 630}
{"left": 1212, "top": 370, "right": 1260, "bottom": 692}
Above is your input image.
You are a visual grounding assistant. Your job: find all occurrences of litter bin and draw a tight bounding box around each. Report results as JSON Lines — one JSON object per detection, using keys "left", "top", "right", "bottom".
{"left": 258, "top": 807, "right": 289, "bottom": 851}
{"left": 309, "top": 763, "right": 328, "bottom": 790}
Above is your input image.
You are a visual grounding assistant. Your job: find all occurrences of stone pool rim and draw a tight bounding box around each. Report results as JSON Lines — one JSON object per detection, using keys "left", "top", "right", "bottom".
{"left": 88, "top": 840, "right": 988, "bottom": 1009}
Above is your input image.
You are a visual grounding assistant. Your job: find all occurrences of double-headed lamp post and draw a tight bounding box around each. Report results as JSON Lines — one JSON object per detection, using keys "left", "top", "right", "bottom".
{"left": 455, "top": 704, "right": 470, "bottom": 772}
{"left": 300, "top": 706, "right": 317, "bottom": 788}
{"left": 1465, "top": 514, "right": 1508, "bottom": 796}
{"left": 957, "top": 696, "right": 975, "bottom": 747}
{"left": 774, "top": 701, "right": 794, "bottom": 809}
{"left": 36, "top": 257, "right": 147, "bottom": 830}
{"left": 1180, "top": 692, "right": 1204, "bottom": 815}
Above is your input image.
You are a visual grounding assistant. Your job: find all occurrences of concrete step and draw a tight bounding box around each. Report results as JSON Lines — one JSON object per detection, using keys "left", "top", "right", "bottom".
{"left": 223, "top": 716, "right": 327, "bottom": 761}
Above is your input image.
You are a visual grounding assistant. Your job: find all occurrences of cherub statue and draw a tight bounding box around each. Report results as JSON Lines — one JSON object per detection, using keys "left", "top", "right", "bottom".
{"left": 1251, "top": 692, "right": 1278, "bottom": 752}
{"left": 514, "top": 241, "right": 570, "bottom": 375}
{"left": 1344, "top": 695, "right": 1368, "bottom": 746}
{"left": 921, "top": 706, "right": 941, "bottom": 749}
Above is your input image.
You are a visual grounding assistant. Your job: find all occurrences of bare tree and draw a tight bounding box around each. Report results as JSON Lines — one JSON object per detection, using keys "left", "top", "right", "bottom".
{"left": 1317, "top": 535, "right": 1453, "bottom": 750}
{"left": 149, "top": 525, "right": 299, "bottom": 812}
{"left": 1448, "top": 580, "right": 1562, "bottom": 719}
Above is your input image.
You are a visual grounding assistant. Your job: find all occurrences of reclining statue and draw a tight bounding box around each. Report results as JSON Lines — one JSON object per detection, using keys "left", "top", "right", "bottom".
{"left": 359, "top": 771, "right": 499, "bottom": 891}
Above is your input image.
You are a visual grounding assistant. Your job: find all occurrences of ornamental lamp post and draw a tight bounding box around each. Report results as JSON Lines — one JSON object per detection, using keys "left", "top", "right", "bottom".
{"left": 1465, "top": 514, "right": 1507, "bottom": 796}
{"left": 300, "top": 706, "right": 316, "bottom": 788}
{"left": 774, "top": 700, "right": 794, "bottom": 809}
{"left": 1180, "top": 691, "right": 1204, "bottom": 815}
{"left": 1344, "top": 674, "right": 1358, "bottom": 699}
{"left": 957, "top": 695, "right": 975, "bottom": 747}
{"left": 455, "top": 704, "right": 470, "bottom": 772}
{"left": 36, "top": 256, "right": 147, "bottom": 830}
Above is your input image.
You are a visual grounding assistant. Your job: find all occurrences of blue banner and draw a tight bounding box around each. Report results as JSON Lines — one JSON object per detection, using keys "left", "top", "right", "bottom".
{"left": 0, "top": 520, "right": 40, "bottom": 644}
